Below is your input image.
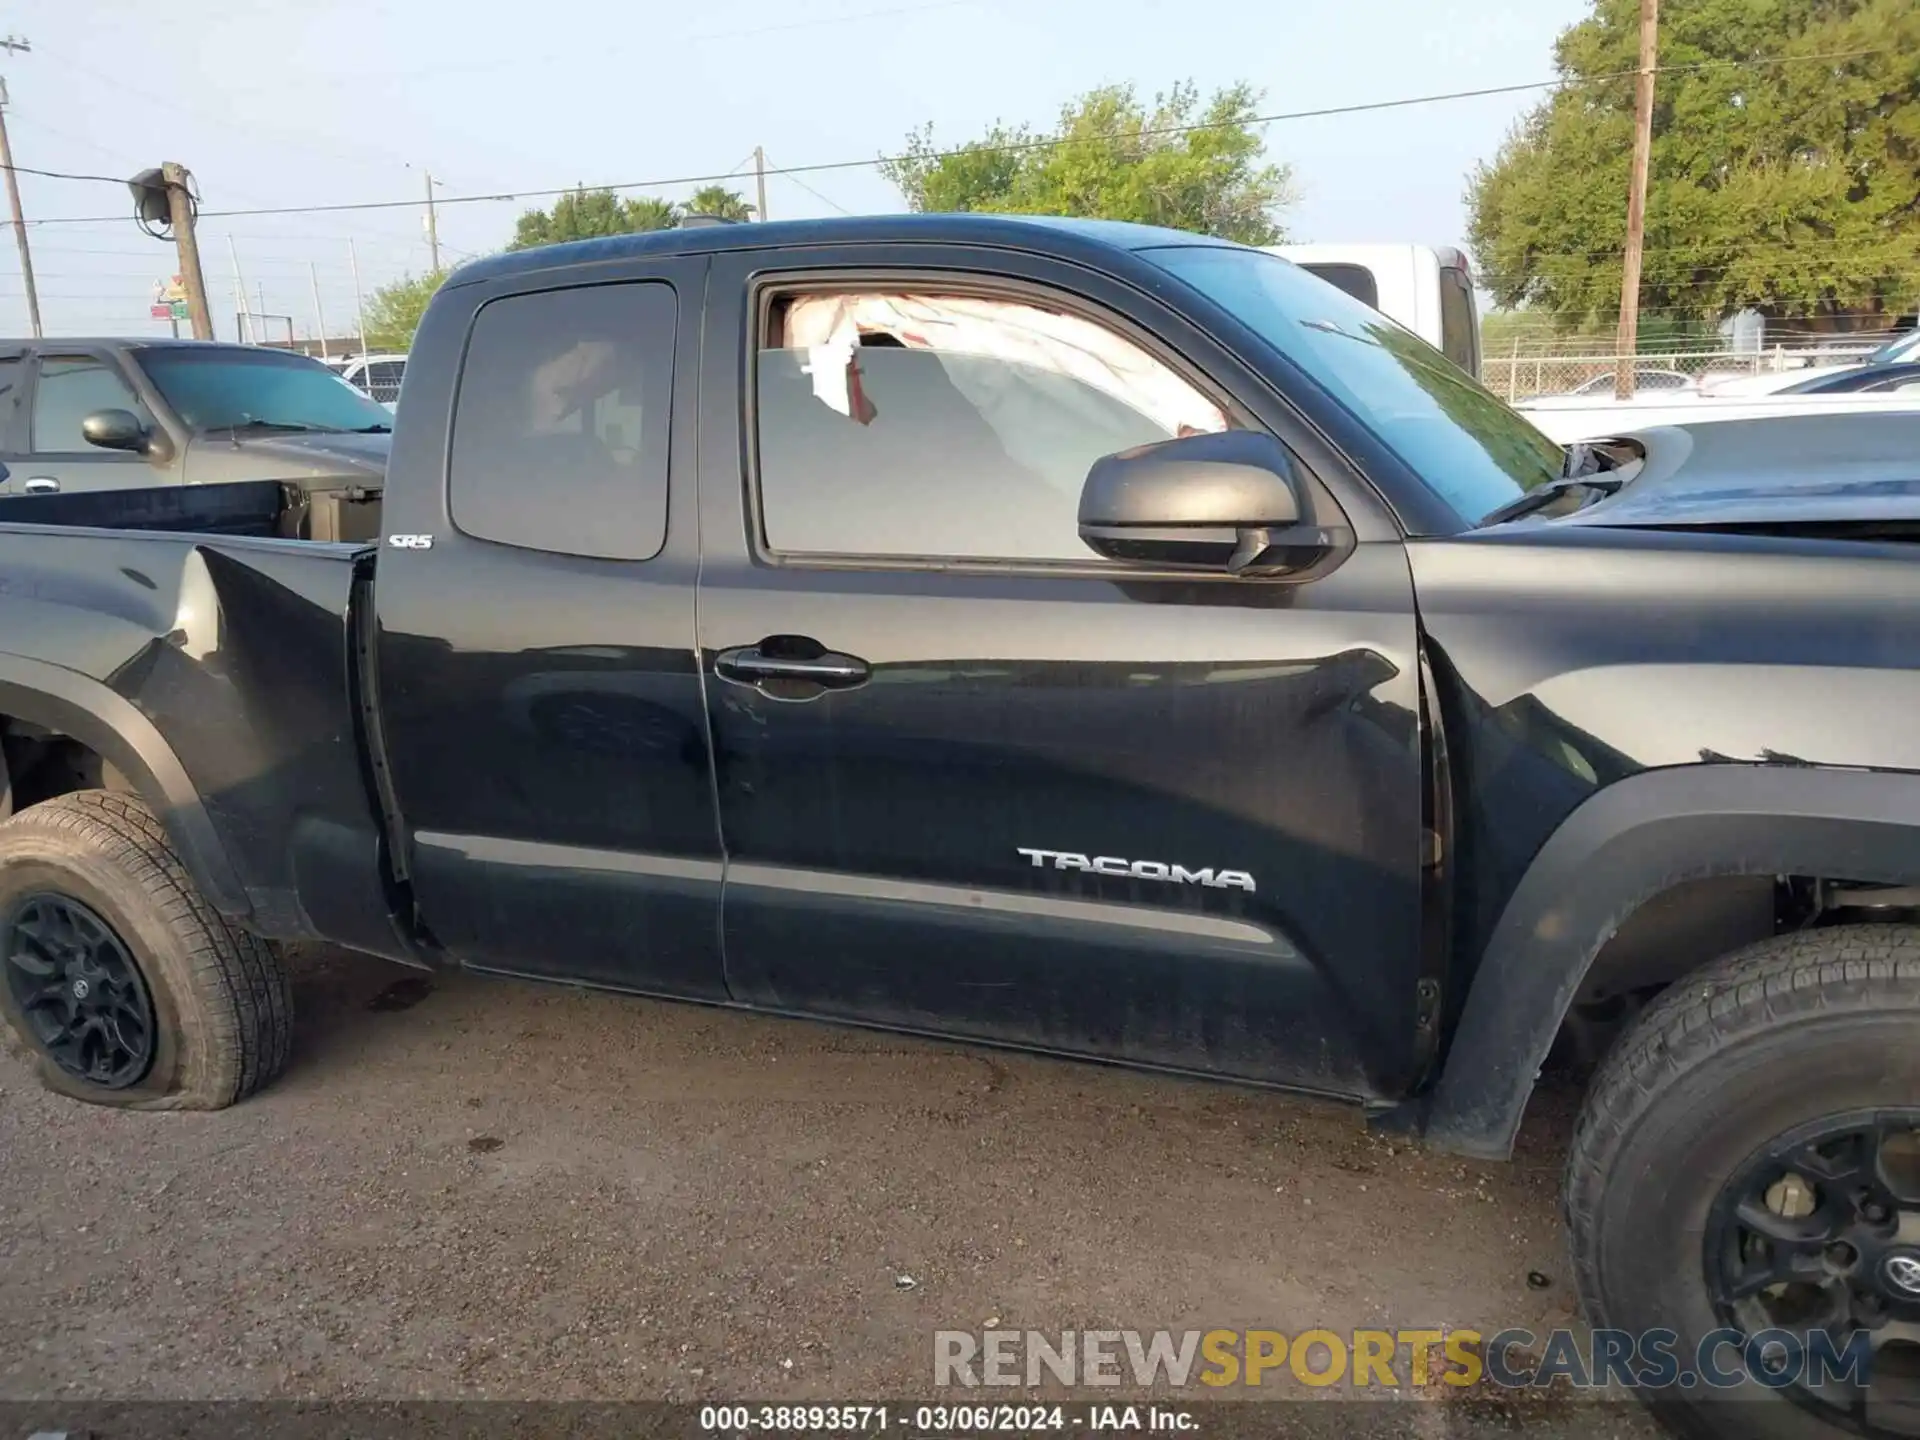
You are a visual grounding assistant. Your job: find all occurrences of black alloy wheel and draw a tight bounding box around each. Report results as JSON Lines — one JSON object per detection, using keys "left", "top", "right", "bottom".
{"left": 1706, "top": 1108, "right": 1920, "bottom": 1432}
{"left": 2, "top": 891, "right": 156, "bottom": 1089}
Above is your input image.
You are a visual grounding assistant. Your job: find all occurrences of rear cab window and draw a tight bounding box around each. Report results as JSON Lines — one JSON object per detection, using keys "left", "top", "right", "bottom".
{"left": 448, "top": 283, "right": 675, "bottom": 561}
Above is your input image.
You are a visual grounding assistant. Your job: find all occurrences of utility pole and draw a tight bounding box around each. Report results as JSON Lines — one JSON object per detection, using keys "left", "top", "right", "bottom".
{"left": 423, "top": 170, "right": 441, "bottom": 272}
{"left": 348, "top": 239, "right": 368, "bottom": 356}
{"left": 160, "top": 162, "right": 213, "bottom": 339}
{"left": 0, "top": 38, "right": 42, "bottom": 338}
{"left": 1614, "top": 0, "right": 1658, "bottom": 401}
{"left": 308, "top": 263, "right": 330, "bottom": 358}
{"left": 227, "top": 234, "right": 251, "bottom": 343}
{"left": 754, "top": 145, "right": 769, "bottom": 222}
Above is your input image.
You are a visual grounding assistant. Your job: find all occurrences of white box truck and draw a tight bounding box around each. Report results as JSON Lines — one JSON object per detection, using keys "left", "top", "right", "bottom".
{"left": 1274, "top": 243, "right": 1481, "bottom": 379}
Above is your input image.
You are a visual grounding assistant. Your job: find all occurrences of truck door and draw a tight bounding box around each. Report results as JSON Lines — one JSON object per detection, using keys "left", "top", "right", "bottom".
{"left": 694, "top": 246, "right": 1429, "bottom": 1100}
{"left": 9, "top": 350, "right": 163, "bottom": 497}
{"left": 372, "top": 258, "right": 728, "bottom": 999}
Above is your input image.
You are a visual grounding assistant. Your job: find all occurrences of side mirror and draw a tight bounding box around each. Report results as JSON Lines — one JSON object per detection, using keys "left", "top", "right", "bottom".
{"left": 81, "top": 408, "right": 149, "bottom": 454}
{"left": 1077, "top": 430, "right": 1341, "bottom": 575}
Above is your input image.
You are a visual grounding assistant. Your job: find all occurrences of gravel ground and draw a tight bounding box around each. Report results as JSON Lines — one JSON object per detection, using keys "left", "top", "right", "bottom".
{"left": 0, "top": 944, "right": 1663, "bottom": 1437}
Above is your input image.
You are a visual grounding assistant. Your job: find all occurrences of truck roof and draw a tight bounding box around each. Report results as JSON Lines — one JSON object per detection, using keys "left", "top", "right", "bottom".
{"left": 451, "top": 214, "right": 1250, "bottom": 290}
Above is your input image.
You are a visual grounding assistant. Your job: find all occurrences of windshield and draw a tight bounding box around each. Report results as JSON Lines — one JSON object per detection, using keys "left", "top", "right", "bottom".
{"left": 141, "top": 348, "right": 394, "bottom": 434}
{"left": 1141, "top": 245, "right": 1563, "bottom": 524}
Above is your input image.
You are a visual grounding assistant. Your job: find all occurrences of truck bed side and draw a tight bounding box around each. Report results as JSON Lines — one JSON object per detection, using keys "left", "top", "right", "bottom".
{"left": 0, "top": 522, "right": 398, "bottom": 955}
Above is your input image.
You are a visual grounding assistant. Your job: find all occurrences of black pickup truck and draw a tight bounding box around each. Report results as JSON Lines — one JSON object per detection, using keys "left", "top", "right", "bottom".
{"left": 1, "top": 215, "right": 1917, "bottom": 1436}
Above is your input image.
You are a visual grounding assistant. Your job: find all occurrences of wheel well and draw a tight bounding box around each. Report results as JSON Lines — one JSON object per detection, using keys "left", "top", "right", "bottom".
{"left": 1554, "top": 872, "right": 1920, "bottom": 1069}
{"left": 0, "top": 716, "right": 137, "bottom": 818}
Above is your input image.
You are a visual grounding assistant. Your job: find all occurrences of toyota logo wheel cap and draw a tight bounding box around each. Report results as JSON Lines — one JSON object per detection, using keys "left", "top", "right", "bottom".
{"left": 1882, "top": 1254, "right": 1920, "bottom": 1296}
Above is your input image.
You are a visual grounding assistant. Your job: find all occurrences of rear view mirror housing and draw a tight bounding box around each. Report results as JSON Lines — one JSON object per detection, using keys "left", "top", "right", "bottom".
{"left": 1077, "top": 430, "right": 1345, "bottom": 575}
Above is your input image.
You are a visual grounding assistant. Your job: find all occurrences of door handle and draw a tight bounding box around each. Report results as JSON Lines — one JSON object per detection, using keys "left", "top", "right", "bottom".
{"left": 23, "top": 476, "right": 59, "bottom": 494}
{"left": 714, "top": 640, "right": 871, "bottom": 695}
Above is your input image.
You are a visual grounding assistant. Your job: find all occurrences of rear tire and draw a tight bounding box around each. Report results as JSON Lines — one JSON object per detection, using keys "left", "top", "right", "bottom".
{"left": 1568, "top": 924, "right": 1920, "bottom": 1439}
{"left": 0, "top": 790, "right": 291, "bottom": 1108}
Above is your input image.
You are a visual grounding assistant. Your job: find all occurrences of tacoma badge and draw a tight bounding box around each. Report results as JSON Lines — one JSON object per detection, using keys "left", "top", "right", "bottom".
{"left": 1017, "top": 847, "right": 1256, "bottom": 893}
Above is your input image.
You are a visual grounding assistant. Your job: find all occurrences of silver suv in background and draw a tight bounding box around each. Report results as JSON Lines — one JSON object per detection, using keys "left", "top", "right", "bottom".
{"left": 0, "top": 340, "right": 391, "bottom": 499}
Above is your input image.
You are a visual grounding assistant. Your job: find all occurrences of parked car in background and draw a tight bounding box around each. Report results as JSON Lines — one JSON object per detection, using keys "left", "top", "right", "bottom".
{"left": 1524, "top": 366, "right": 1697, "bottom": 406}
{"left": 1698, "top": 327, "right": 1920, "bottom": 397}
{"left": 0, "top": 340, "right": 391, "bottom": 514}
{"left": 1776, "top": 360, "right": 1920, "bottom": 396}
{"left": 1516, "top": 339, "right": 1920, "bottom": 443}
{"left": 1519, "top": 387, "right": 1920, "bottom": 444}
{"left": 335, "top": 351, "right": 407, "bottom": 406}
{"left": 1272, "top": 243, "right": 1481, "bottom": 378}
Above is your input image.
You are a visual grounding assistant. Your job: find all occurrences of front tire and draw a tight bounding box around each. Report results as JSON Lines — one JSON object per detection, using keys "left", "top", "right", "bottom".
{"left": 0, "top": 790, "right": 291, "bottom": 1108}
{"left": 1569, "top": 924, "right": 1920, "bottom": 1439}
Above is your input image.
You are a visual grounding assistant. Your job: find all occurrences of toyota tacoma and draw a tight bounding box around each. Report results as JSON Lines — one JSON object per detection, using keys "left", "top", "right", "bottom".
{"left": 1, "top": 216, "right": 1917, "bottom": 1437}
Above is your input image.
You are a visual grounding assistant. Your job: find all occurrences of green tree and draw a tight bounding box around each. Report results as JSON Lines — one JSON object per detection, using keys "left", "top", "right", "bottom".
{"left": 1480, "top": 306, "right": 1717, "bottom": 354}
{"left": 509, "top": 187, "right": 678, "bottom": 250}
{"left": 1467, "top": 0, "right": 1920, "bottom": 333}
{"left": 881, "top": 82, "right": 1294, "bottom": 244}
{"left": 364, "top": 270, "right": 447, "bottom": 351}
{"left": 624, "top": 197, "right": 679, "bottom": 232}
{"left": 684, "top": 185, "right": 754, "bottom": 221}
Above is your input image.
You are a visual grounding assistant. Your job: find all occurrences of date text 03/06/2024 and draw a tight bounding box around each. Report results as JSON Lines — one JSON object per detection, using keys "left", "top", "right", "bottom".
{"left": 697, "top": 1406, "right": 1190, "bottom": 1432}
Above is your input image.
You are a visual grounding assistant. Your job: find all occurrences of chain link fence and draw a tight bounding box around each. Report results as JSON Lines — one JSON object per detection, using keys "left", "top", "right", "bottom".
{"left": 1485, "top": 337, "right": 1900, "bottom": 403}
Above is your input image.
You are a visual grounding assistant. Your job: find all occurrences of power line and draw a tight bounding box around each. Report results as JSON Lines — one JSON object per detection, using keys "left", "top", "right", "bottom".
{"left": 20, "top": 239, "right": 1907, "bottom": 275}
{"left": 13, "top": 46, "right": 1891, "bottom": 229}
{"left": 1478, "top": 263, "right": 1920, "bottom": 284}
{"left": 1475, "top": 235, "right": 1920, "bottom": 264}
{"left": 1482, "top": 304, "right": 1915, "bottom": 318}
{"left": 18, "top": 243, "right": 405, "bottom": 258}
{"left": 1477, "top": 277, "right": 1920, "bottom": 295}
{"left": 0, "top": 161, "right": 127, "bottom": 184}
{"left": 762, "top": 152, "right": 854, "bottom": 215}
{"left": 0, "top": 269, "right": 377, "bottom": 282}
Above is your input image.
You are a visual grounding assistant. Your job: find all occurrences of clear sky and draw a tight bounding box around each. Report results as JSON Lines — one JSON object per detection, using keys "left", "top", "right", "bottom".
{"left": 0, "top": 0, "right": 1587, "bottom": 340}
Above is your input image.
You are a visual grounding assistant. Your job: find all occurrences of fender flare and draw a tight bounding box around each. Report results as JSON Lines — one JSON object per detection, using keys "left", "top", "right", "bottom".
{"left": 1422, "top": 764, "right": 1920, "bottom": 1160}
{"left": 0, "top": 654, "right": 251, "bottom": 917}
